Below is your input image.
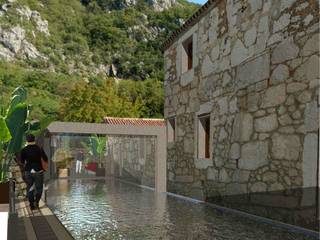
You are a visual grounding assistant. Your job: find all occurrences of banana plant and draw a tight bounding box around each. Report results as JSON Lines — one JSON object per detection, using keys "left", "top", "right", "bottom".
{"left": 6, "top": 102, "right": 28, "bottom": 154}
{"left": 0, "top": 117, "right": 12, "bottom": 182}
{"left": 88, "top": 135, "right": 107, "bottom": 167}
{"left": 0, "top": 86, "right": 40, "bottom": 182}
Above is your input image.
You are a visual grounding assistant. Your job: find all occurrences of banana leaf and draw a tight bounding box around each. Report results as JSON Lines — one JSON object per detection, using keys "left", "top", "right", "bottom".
{"left": 88, "top": 136, "right": 99, "bottom": 157}
{"left": 7, "top": 87, "right": 27, "bottom": 116}
{"left": 88, "top": 135, "right": 107, "bottom": 166}
{"left": 0, "top": 86, "right": 28, "bottom": 182}
{"left": 0, "top": 117, "right": 11, "bottom": 143}
{"left": 6, "top": 103, "right": 28, "bottom": 154}
{"left": 12, "top": 86, "right": 27, "bottom": 98}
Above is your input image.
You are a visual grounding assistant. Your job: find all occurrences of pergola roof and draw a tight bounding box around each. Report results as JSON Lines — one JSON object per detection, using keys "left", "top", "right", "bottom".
{"left": 46, "top": 120, "right": 165, "bottom": 136}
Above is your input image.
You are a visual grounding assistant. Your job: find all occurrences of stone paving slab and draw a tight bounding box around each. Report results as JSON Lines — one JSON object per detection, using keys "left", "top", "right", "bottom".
{"left": 12, "top": 196, "right": 74, "bottom": 240}
{"left": 9, "top": 164, "right": 74, "bottom": 240}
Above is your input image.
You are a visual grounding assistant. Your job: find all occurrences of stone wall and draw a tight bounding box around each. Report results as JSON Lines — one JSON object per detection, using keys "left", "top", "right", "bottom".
{"left": 107, "top": 136, "right": 156, "bottom": 188}
{"left": 164, "top": 0, "right": 319, "bottom": 230}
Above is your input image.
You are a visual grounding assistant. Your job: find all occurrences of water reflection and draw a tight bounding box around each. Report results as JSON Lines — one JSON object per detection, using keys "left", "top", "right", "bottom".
{"left": 47, "top": 179, "right": 317, "bottom": 240}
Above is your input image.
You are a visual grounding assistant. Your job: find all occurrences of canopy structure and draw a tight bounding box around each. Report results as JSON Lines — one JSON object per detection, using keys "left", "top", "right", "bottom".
{"left": 42, "top": 120, "right": 167, "bottom": 192}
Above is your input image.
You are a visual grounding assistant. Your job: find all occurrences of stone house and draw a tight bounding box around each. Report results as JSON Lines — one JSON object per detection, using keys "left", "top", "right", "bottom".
{"left": 163, "top": 0, "right": 319, "bottom": 230}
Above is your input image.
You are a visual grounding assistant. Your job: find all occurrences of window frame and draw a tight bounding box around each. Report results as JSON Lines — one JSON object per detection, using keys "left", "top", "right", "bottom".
{"left": 197, "top": 114, "right": 210, "bottom": 159}
{"left": 181, "top": 36, "right": 193, "bottom": 74}
{"left": 167, "top": 117, "right": 176, "bottom": 143}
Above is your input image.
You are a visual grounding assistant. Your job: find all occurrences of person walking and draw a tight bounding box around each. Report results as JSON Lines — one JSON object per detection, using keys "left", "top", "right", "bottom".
{"left": 21, "top": 134, "right": 48, "bottom": 210}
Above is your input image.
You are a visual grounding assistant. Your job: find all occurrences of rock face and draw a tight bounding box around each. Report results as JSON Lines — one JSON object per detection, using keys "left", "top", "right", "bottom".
{"left": 0, "top": 2, "right": 49, "bottom": 61}
{"left": 0, "top": 26, "right": 45, "bottom": 60}
{"left": 1, "top": 26, "right": 25, "bottom": 53}
{"left": 147, "top": 0, "right": 176, "bottom": 11}
{"left": 16, "top": 6, "right": 50, "bottom": 36}
{"left": 164, "top": 0, "right": 319, "bottom": 223}
{"left": 0, "top": 44, "right": 13, "bottom": 60}
{"left": 118, "top": 0, "right": 176, "bottom": 11}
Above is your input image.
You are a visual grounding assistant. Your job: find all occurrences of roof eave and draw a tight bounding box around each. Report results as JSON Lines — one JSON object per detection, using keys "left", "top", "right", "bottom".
{"left": 162, "top": 0, "right": 219, "bottom": 52}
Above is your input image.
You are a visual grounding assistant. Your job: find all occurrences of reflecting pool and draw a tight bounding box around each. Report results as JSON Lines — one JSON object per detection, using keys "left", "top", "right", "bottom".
{"left": 46, "top": 179, "right": 317, "bottom": 240}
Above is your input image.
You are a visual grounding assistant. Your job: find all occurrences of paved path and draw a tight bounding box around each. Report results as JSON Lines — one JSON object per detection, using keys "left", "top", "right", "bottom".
{"left": 8, "top": 165, "right": 73, "bottom": 240}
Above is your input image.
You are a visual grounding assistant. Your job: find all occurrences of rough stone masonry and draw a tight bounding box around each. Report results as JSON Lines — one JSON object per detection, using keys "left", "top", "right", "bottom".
{"left": 107, "top": 136, "right": 156, "bottom": 188}
{"left": 164, "top": 0, "right": 319, "bottom": 230}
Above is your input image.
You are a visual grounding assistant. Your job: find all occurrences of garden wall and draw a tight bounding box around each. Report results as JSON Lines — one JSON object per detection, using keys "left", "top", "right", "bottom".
{"left": 107, "top": 136, "right": 156, "bottom": 188}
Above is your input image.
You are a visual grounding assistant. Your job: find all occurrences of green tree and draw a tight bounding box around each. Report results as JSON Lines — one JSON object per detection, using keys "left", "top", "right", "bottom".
{"left": 60, "top": 79, "right": 142, "bottom": 122}
{"left": 118, "top": 79, "right": 164, "bottom": 118}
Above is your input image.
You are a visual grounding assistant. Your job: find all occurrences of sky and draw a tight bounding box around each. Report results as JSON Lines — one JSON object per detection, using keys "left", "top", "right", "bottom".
{"left": 188, "top": 0, "right": 206, "bottom": 5}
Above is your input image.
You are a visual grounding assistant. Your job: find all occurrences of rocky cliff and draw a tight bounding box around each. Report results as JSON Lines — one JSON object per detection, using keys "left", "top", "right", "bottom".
{"left": 0, "top": 0, "right": 197, "bottom": 79}
{"left": 0, "top": 0, "right": 198, "bottom": 120}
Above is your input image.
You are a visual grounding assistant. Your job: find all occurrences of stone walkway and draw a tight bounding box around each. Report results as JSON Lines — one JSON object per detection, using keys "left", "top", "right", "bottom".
{"left": 8, "top": 165, "right": 73, "bottom": 240}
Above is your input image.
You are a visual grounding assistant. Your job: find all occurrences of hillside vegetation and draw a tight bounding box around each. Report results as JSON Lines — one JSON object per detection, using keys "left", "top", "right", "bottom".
{"left": 0, "top": 0, "right": 198, "bottom": 122}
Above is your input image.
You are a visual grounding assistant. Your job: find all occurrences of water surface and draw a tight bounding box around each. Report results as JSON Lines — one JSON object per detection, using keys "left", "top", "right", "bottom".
{"left": 46, "top": 179, "right": 318, "bottom": 240}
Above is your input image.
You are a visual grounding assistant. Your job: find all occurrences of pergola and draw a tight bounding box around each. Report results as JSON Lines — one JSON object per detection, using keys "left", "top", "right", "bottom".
{"left": 41, "top": 121, "right": 167, "bottom": 192}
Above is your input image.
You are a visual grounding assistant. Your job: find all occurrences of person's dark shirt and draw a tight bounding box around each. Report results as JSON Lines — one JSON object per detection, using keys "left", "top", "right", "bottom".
{"left": 21, "top": 144, "right": 48, "bottom": 172}
{"left": 76, "top": 151, "right": 84, "bottom": 162}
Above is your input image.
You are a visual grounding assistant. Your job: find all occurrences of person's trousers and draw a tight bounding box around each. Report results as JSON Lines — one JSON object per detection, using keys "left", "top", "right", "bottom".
{"left": 76, "top": 160, "right": 82, "bottom": 173}
{"left": 25, "top": 171, "right": 44, "bottom": 206}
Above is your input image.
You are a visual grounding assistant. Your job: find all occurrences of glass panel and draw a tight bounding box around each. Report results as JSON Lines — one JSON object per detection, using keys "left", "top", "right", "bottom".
{"left": 107, "top": 135, "right": 156, "bottom": 188}
{"left": 50, "top": 134, "right": 156, "bottom": 188}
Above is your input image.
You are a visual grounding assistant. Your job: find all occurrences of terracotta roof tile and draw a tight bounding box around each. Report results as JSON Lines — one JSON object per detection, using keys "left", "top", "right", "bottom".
{"left": 103, "top": 117, "right": 165, "bottom": 127}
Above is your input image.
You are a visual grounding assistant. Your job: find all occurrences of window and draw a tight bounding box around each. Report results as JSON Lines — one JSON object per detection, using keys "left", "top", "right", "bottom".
{"left": 182, "top": 36, "right": 193, "bottom": 73}
{"left": 198, "top": 115, "right": 210, "bottom": 158}
{"left": 167, "top": 117, "right": 176, "bottom": 143}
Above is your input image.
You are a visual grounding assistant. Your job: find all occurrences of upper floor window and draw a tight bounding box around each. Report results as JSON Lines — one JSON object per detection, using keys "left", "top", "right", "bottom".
{"left": 182, "top": 36, "right": 193, "bottom": 73}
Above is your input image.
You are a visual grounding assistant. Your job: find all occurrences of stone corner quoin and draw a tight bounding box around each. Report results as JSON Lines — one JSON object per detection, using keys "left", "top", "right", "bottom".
{"left": 164, "top": 0, "right": 319, "bottom": 202}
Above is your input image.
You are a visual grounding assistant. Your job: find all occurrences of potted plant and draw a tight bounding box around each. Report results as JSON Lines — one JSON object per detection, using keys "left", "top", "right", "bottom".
{"left": 52, "top": 148, "right": 72, "bottom": 178}
{"left": 88, "top": 135, "right": 107, "bottom": 177}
